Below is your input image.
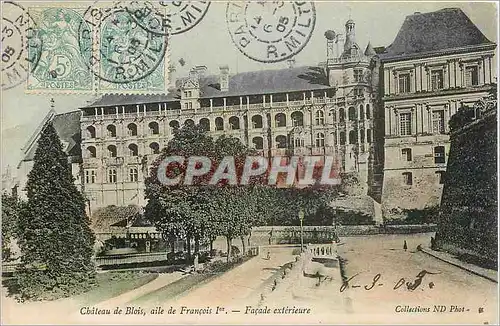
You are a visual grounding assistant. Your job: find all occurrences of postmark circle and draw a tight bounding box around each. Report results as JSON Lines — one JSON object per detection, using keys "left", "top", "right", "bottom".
{"left": 158, "top": 1, "right": 210, "bottom": 35}
{"left": 1, "top": 1, "right": 43, "bottom": 90}
{"left": 226, "top": 1, "right": 316, "bottom": 63}
{"left": 79, "top": 2, "right": 168, "bottom": 84}
{"left": 125, "top": 1, "right": 170, "bottom": 36}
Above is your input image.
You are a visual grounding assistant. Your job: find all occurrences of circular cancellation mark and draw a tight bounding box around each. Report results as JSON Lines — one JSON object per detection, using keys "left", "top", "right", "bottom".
{"left": 78, "top": 1, "right": 168, "bottom": 84}
{"left": 226, "top": 1, "right": 316, "bottom": 63}
{"left": 2, "top": 1, "right": 43, "bottom": 90}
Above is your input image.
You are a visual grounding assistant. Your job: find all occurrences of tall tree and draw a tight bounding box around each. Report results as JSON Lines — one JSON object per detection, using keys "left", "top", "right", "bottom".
{"left": 145, "top": 124, "right": 217, "bottom": 261}
{"left": 16, "top": 123, "right": 95, "bottom": 300}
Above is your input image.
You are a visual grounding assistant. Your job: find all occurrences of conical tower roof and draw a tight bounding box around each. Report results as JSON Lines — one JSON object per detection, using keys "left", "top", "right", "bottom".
{"left": 364, "top": 42, "right": 376, "bottom": 56}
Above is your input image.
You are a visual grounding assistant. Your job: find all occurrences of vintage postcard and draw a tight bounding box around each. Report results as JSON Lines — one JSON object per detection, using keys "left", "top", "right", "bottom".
{"left": 1, "top": 1, "right": 498, "bottom": 325}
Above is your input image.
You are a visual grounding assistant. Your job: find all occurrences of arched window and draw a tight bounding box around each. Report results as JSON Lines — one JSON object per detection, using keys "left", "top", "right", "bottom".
{"left": 315, "top": 110, "right": 325, "bottom": 125}
{"left": 331, "top": 110, "right": 337, "bottom": 122}
{"left": 229, "top": 116, "right": 240, "bottom": 130}
{"left": 127, "top": 123, "right": 137, "bottom": 136}
{"left": 252, "top": 115, "right": 263, "bottom": 128}
{"left": 348, "top": 107, "right": 356, "bottom": 121}
{"left": 87, "top": 126, "right": 96, "bottom": 139}
{"left": 315, "top": 132, "right": 325, "bottom": 147}
{"left": 339, "top": 108, "right": 345, "bottom": 122}
{"left": 149, "top": 121, "right": 159, "bottom": 135}
{"left": 340, "top": 132, "right": 346, "bottom": 145}
{"left": 366, "top": 104, "right": 371, "bottom": 119}
{"left": 360, "top": 129, "right": 365, "bottom": 143}
{"left": 107, "top": 124, "right": 116, "bottom": 137}
{"left": 107, "top": 145, "right": 117, "bottom": 157}
{"left": 275, "top": 135, "right": 287, "bottom": 148}
{"left": 366, "top": 129, "right": 372, "bottom": 143}
{"left": 291, "top": 111, "right": 303, "bottom": 127}
{"left": 199, "top": 118, "right": 210, "bottom": 131}
{"left": 215, "top": 117, "right": 224, "bottom": 131}
{"left": 184, "top": 119, "right": 194, "bottom": 126}
{"left": 333, "top": 132, "right": 337, "bottom": 145}
{"left": 169, "top": 120, "right": 179, "bottom": 130}
{"left": 87, "top": 146, "right": 96, "bottom": 158}
{"left": 149, "top": 142, "right": 160, "bottom": 154}
{"left": 359, "top": 105, "right": 364, "bottom": 120}
{"left": 349, "top": 130, "right": 357, "bottom": 144}
{"left": 252, "top": 137, "right": 264, "bottom": 149}
{"left": 275, "top": 113, "right": 286, "bottom": 127}
{"left": 128, "top": 143, "right": 138, "bottom": 156}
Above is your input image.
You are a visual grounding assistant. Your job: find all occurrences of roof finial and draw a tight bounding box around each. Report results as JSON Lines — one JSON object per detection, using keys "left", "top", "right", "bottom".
{"left": 50, "top": 98, "right": 55, "bottom": 110}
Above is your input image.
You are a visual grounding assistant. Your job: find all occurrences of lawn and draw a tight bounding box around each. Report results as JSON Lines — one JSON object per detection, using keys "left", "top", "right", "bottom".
{"left": 72, "top": 271, "right": 158, "bottom": 305}
{"left": 131, "top": 257, "right": 253, "bottom": 304}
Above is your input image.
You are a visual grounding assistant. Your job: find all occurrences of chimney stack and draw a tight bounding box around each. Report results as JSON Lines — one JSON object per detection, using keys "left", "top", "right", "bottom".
{"left": 194, "top": 65, "right": 207, "bottom": 78}
{"left": 219, "top": 65, "right": 229, "bottom": 92}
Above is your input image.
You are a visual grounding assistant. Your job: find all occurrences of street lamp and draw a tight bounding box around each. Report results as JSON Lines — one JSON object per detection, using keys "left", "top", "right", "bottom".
{"left": 299, "top": 208, "right": 305, "bottom": 252}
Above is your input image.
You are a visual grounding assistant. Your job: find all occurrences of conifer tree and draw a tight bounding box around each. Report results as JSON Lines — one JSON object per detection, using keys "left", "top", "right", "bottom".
{"left": 16, "top": 122, "right": 95, "bottom": 300}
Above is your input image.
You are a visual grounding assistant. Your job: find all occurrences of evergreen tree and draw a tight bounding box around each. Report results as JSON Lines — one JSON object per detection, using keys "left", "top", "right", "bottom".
{"left": 16, "top": 123, "right": 95, "bottom": 301}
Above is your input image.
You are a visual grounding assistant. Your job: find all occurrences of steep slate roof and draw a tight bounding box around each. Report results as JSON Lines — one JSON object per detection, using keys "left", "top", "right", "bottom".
{"left": 380, "top": 8, "right": 495, "bottom": 60}
{"left": 21, "top": 110, "right": 82, "bottom": 162}
{"left": 87, "top": 66, "right": 331, "bottom": 107}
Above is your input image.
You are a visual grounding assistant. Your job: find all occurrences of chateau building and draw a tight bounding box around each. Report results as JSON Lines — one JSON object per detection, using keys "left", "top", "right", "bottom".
{"left": 377, "top": 8, "right": 497, "bottom": 218}
{"left": 76, "top": 19, "right": 379, "bottom": 210}
{"left": 16, "top": 8, "right": 497, "bottom": 219}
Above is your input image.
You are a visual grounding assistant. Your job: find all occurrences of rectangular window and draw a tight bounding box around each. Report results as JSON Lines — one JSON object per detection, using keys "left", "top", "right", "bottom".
{"left": 436, "top": 171, "right": 445, "bottom": 184}
{"left": 108, "top": 169, "right": 117, "bottom": 183}
{"left": 465, "top": 66, "right": 479, "bottom": 86}
{"left": 401, "top": 148, "right": 412, "bottom": 161}
{"left": 402, "top": 172, "right": 413, "bottom": 185}
{"left": 430, "top": 69, "right": 444, "bottom": 90}
{"left": 354, "top": 69, "right": 363, "bottom": 83}
{"left": 399, "top": 112, "right": 412, "bottom": 136}
{"left": 432, "top": 110, "right": 445, "bottom": 134}
{"left": 398, "top": 73, "right": 411, "bottom": 93}
{"left": 434, "top": 146, "right": 446, "bottom": 164}
{"left": 85, "top": 170, "right": 96, "bottom": 184}
{"left": 353, "top": 88, "right": 363, "bottom": 97}
{"left": 129, "top": 168, "right": 138, "bottom": 182}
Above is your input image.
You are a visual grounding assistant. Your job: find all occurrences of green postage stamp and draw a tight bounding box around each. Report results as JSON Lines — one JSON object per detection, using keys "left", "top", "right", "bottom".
{"left": 26, "top": 3, "right": 170, "bottom": 94}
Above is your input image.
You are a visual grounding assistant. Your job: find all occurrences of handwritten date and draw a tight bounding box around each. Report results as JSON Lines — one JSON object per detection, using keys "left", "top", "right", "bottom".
{"left": 340, "top": 270, "right": 441, "bottom": 293}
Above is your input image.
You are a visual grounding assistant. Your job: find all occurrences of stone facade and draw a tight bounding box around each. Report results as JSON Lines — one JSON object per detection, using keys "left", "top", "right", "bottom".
{"left": 378, "top": 8, "right": 496, "bottom": 218}
{"left": 16, "top": 8, "right": 497, "bottom": 221}
{"left": 79, "top": 20, "right": 379, "bottom": 211}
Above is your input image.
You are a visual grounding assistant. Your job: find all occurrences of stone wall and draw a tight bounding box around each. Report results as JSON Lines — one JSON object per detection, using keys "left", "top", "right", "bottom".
{"left": 435, "top": 99, "right": 497, "bottom": 265}
{"left": 250, "top": 224, "right": 437, "bottom": 246}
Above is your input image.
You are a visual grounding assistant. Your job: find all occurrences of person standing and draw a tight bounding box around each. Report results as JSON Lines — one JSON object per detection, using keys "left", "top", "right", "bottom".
{"left": 403, "top": 240, "right": 408, "bottom": 251}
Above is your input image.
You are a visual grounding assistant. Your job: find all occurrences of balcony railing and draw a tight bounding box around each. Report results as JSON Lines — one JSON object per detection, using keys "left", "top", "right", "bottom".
{"left": 82, "top": 98, "right": 347, "bottom": 121}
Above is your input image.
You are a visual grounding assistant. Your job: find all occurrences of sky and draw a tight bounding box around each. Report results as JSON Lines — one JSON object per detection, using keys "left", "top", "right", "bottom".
{"left": 1, "top": 1, "right": 498, "bottom": 174}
